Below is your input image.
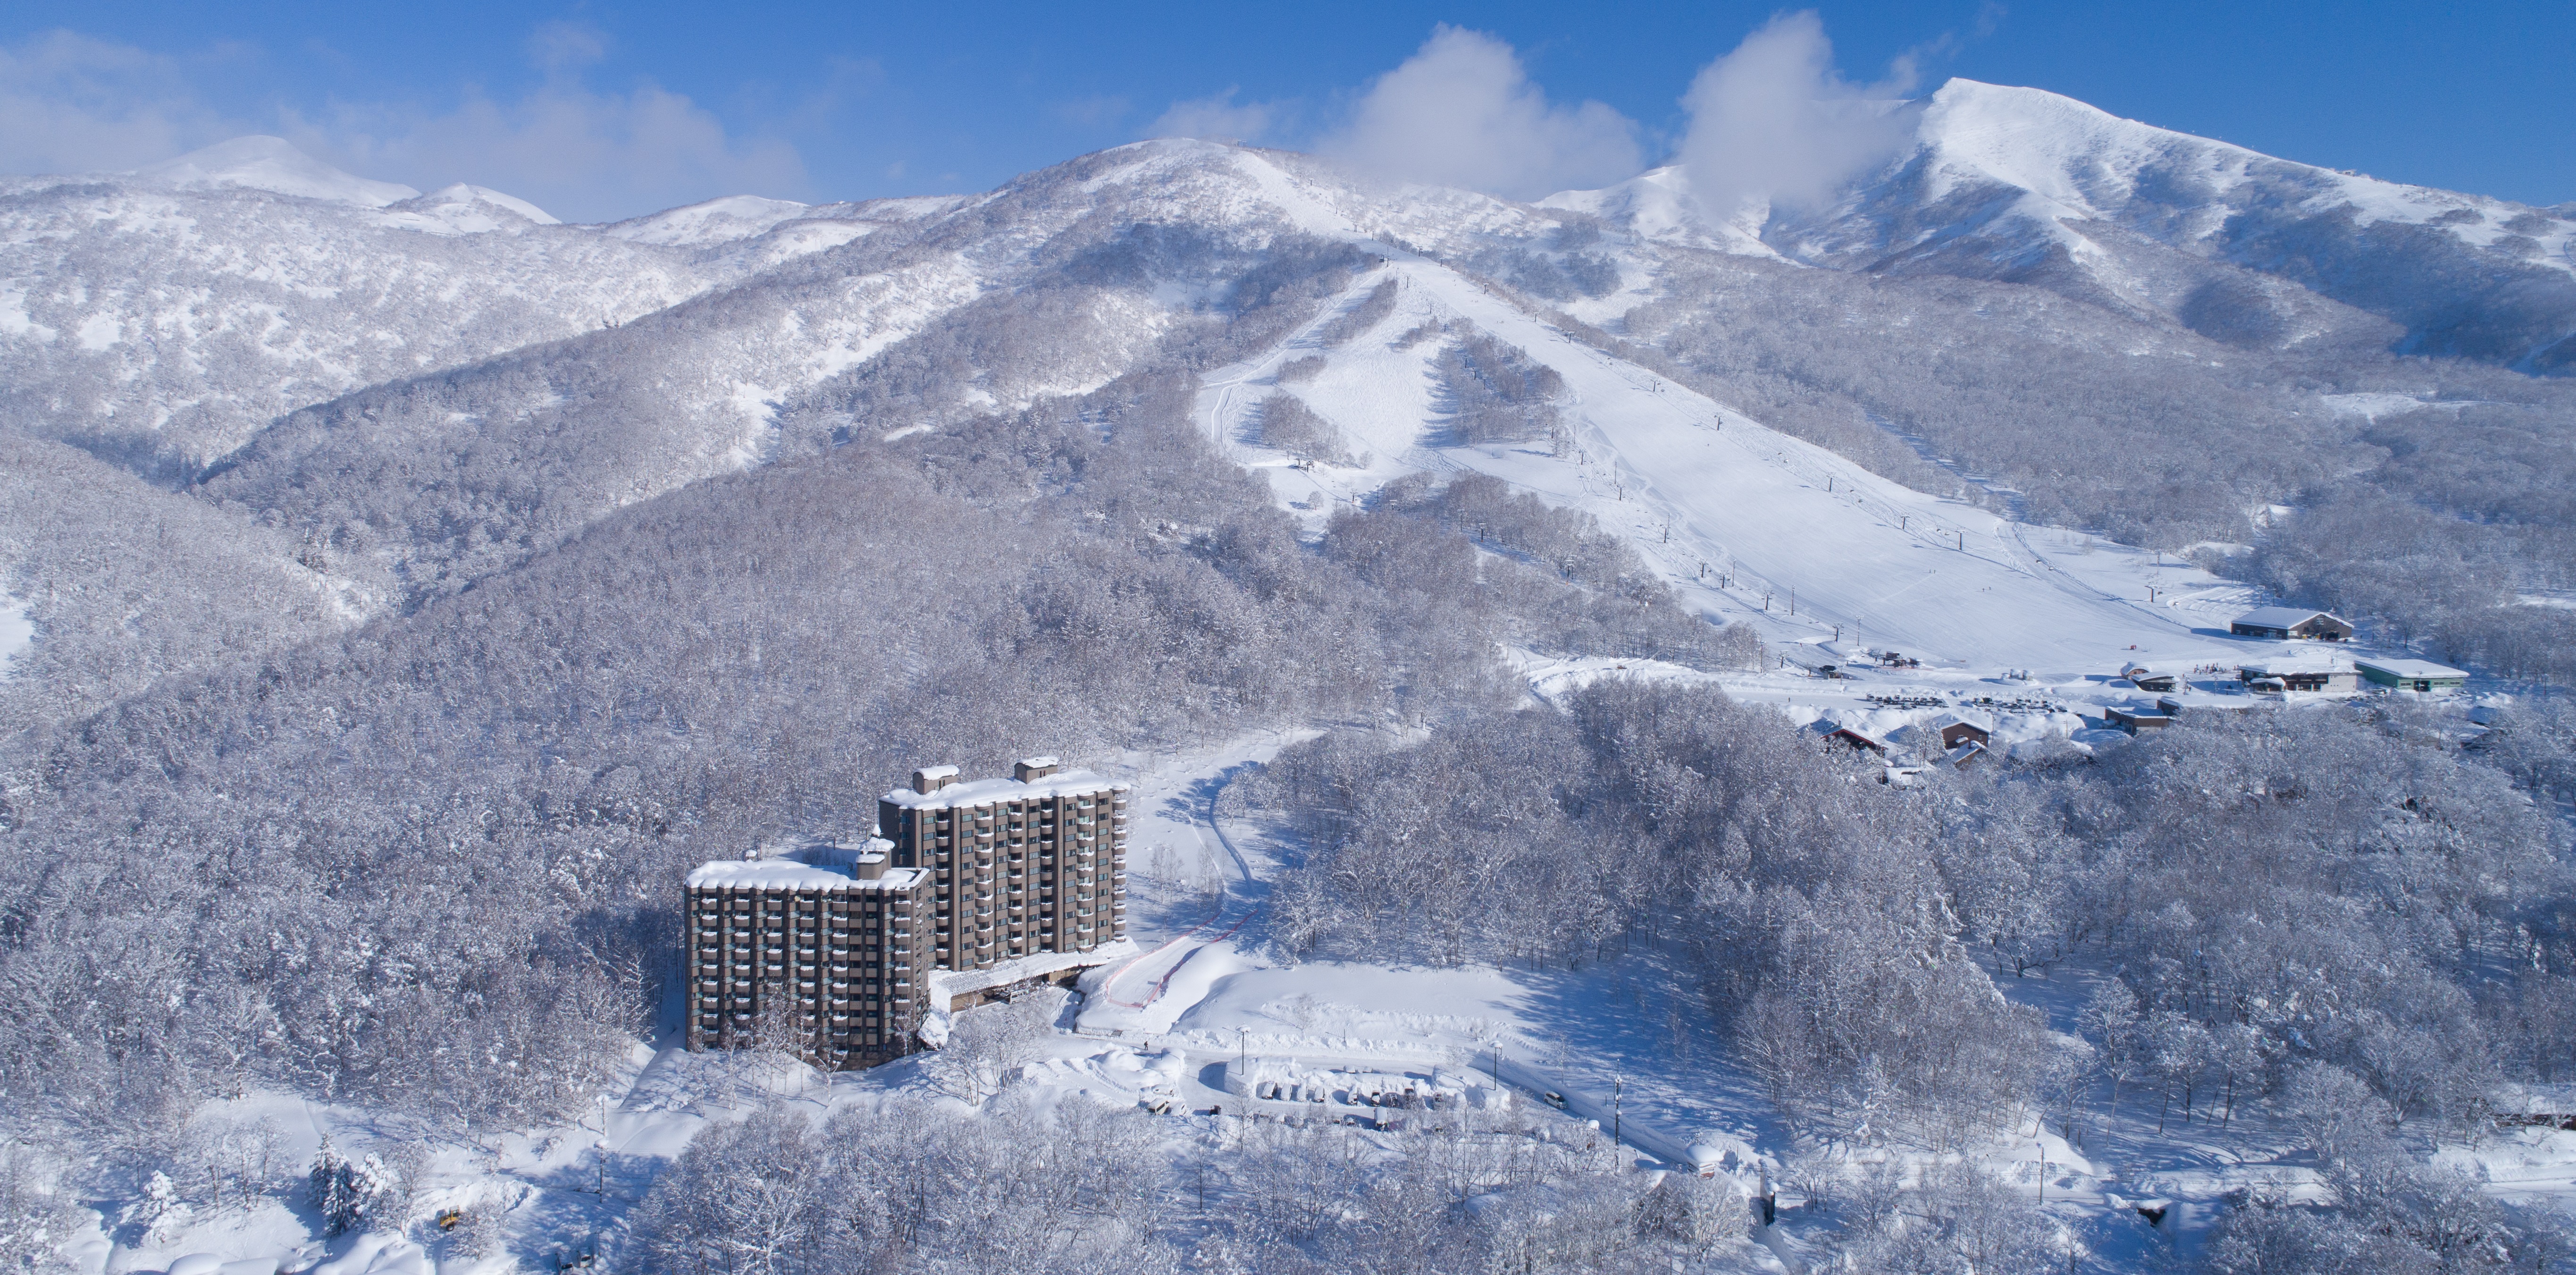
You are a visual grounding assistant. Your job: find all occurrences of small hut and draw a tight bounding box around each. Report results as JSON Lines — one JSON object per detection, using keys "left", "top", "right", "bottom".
{"left": 1828, "top": 727, "right": 1888, "bottom": 754}
{"left": 1921, "top": 711, "right": 1993, "bottom": 751}
{"left": 2119, "top": 663, "right": 2184, "bottom": 693}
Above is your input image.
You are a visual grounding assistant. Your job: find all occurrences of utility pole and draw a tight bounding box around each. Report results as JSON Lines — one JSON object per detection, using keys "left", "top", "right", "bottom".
{"left": 1612, "top": 1075, "right": 1623, "bottom": 1152}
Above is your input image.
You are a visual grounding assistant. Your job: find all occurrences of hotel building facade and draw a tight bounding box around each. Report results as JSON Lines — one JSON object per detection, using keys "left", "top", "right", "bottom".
{"left": 683, "top": 758, "right": 1130, "bottom": 1069}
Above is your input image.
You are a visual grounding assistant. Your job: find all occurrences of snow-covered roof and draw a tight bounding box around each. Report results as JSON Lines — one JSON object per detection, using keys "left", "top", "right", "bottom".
{"left": 2233, "top": 606, "right": 2344, "bottom": 628}
{"left": 1924, "top": 710, "right": 1993, "bottom": 733}
{"left": 883, "top": 768, "right": 1130, "bottom": 811}
{"left": 686, "top": 839, "right": 922, "bottom": 892}
{"left": 925, "top": 939, "right": 1139, "bottom": 1011}
{"left": 2239, "top": 655, "right": 2352, "bottom": 675}
{"left": 2357, "top": 657, "right": 2468, "bottom": 679}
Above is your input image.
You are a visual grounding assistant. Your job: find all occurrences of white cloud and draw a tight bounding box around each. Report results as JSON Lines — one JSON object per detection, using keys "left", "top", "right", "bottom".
{"left": 1678, "top": 11, "right": 1917, "bottom": 216}
{"left": 528, "top": 21, "right": 610, "bottom": 75}
{"left": 1148, "top": 89, "right": 1280, "bottom": 145}
{"left": 0, "top": 29, "right": 806, "bottom": 221}
{"left": 1320, "top": 26, "right": 1643, "bottom": 201}
{"left": 286, "top": 84, "right": 806, "bottom": 222}
{"left": 0, "top": 31, "right": 242, "bottom": 176}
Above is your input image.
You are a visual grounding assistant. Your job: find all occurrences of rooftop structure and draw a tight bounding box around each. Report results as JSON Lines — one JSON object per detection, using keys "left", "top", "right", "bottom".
{"left": 1827, "top": 726, "right": 1888, "bottom": 754}
{"left": 2118, "top": 663, "right": 2183, "bottom": 693}
{"left": 1921, "top": 711, "right": 1992, "bottom": 751}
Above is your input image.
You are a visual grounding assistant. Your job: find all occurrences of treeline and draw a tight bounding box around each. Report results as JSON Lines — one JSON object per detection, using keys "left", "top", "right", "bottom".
{"left": 2244, "top": 403, "right": 2576, "bottom": 684}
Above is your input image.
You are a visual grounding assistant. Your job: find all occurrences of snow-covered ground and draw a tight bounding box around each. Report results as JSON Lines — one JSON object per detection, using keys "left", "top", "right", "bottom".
{"left": 0, "top": 593, "right": 30, "bottom": 677}
{"left": 1204, "top": 260, "right": 2273, "bottom": 676}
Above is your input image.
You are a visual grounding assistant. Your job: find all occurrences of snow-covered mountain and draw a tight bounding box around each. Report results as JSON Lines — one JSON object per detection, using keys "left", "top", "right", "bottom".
{"left": 1745, "top": 80, "right": 2576, "bottom": 367}
{"left": 128, "top": 135, "right": 423, "bottom": 207}
{"left": 3, "top": 90, "right": 2572, "bottom": 736}
{"left": 0, "top": 141, "right": 917, "bottom": 474}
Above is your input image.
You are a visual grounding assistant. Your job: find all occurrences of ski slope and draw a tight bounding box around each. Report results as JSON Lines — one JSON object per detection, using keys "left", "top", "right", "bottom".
{"left": 1203, "top": 255, "right": 2250, "bottom": 674}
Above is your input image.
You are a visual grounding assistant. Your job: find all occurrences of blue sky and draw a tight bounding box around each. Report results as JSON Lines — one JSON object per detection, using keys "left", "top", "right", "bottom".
{"left": 3, "top": 1, "right": 2568, "bottom": 220}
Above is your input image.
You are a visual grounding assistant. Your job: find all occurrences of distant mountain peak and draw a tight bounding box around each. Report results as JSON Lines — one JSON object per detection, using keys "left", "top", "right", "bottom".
{"left": 605, "top": 194, "right": 814, "bottom": 246}
{"left": 130, "top": 136, "right": 421, "bottom": 208}
{"left": 378, "top": 184, "right": 561, "bottom": 236}
{"left": 1539, "top": 164, "right": 1782, "bottom": 258}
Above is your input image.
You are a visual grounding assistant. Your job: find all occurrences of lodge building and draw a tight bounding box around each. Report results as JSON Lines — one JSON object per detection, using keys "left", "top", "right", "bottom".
{"left": 682, "top": 758, "right": 1131, "bottom": 1070}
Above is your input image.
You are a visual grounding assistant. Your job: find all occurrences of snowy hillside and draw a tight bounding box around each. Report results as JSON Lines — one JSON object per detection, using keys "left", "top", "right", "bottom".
{"left": 185, "top": 140, "right": 1619, "bottom": 598}
{"left": 1201, "top": 257, "right": 2244, "bottom": 670}
{"left": 0, "top": 140, "right": 894, "bottom": 473}
{"left": 1759, "top": 80, "right": 2576, "bottom": 367}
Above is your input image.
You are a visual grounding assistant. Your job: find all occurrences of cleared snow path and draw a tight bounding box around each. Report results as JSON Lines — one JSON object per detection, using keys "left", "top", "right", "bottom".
{"left": 1079, "top": 739, "right": 1287, "bottom": 1036}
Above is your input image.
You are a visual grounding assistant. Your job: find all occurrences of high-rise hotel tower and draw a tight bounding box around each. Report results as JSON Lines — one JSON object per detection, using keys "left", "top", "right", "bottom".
{"left": 876, "top": 757, "right": 1131, "bottom": 966}
{"left": 682, "top": 758, "right": 1130, "bottom": 1069}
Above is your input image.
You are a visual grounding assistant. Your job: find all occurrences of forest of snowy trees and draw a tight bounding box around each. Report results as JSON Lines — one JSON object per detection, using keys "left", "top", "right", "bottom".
{"left": 1242, "top": 684, "right": 2576, "bottom": 1272}
{"left": 619, "top": 1093, "right": 1752, "bottom": 1275}
{"left": 492, "top": 677, "right": 2576, "bottom": 1275}
{"left": 0, "top": 364, "right": 1755, "bottom": 1147}
{"left": 1254, "top": 682, "right": 2574, "bottom": 1121}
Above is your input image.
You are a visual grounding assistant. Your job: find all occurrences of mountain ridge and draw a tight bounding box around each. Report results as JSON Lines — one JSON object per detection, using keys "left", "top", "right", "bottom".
{"left": 3, "top": 85, "right": 2573, "bottom": 740}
